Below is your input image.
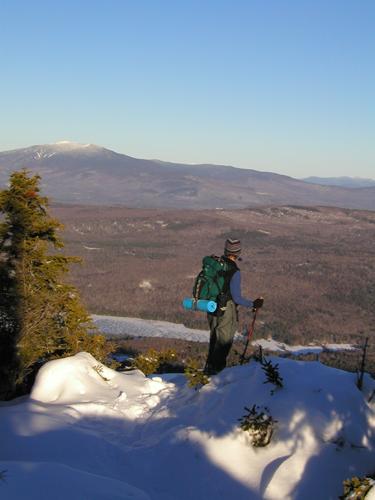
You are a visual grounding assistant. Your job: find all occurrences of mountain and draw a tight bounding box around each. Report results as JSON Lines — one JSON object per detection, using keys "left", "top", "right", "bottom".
{"left": 1, "top": 141, "right": 375, "bottom": 210}
{"left": 303, "top": 176, "right": 375, "bottom": 188}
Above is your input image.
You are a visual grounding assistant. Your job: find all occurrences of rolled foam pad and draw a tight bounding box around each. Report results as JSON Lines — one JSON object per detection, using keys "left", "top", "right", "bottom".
{"left": 182, "top": 297, "right": 217, "bottom": 313}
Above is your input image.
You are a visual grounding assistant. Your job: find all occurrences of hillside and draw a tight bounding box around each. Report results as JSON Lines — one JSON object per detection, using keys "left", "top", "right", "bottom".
{"left": 0, "top": 352, "right": 374, "bottom": 499}
{"left": 1, "top": 142, "right": 375, "bottom": 210}
{"left": 52, "top": 204, "right": 375, "bottom": 345}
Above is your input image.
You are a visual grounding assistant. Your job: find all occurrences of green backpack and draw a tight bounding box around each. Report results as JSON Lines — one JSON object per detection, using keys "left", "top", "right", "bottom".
{"left": 193, "top": 255, "right": 231, "bottom": 303}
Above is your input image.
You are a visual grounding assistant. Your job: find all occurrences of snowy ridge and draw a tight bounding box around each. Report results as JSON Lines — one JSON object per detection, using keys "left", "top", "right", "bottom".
{"left": 0, "top": 352, "right": 374, "bottom": 499}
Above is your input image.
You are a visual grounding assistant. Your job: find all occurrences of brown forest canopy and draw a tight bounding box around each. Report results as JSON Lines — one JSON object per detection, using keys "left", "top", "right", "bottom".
{"left": 52, "top": 203, "right": 375, "bottom": 345}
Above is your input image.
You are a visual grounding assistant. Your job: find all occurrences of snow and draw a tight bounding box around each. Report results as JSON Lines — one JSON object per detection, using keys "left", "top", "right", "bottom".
{"left": 92, "top": 314, "right": 359, "bottom": 355}
{"left": 54, "top": 140, "right": 92, "bottom": 149}
{"left": 368, "top": 484, "right": 375, "bottom": 499}
{"left": 1, "top": 352, "right": 374, "bottom": 499}
{"left": 92, "top": 314, "right": 211, "bottom": 342}
{"left": 139, "top": 280, "right": 153, "bottom": 290}
{"left": 0, "top": 461, "right": 149, "bottom": 500}
{"left": 253, "top": 338, "right": 358, "bottom": 356}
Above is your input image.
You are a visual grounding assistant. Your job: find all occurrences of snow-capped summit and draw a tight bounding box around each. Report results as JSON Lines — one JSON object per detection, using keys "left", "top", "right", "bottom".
{"left": 12, "top": 141, "right": 108, "bottom": 163}
{"left": 52, "top": 140, "right": 108, "bottom": 152}
{"left": 38, "top": 141, "right": 105, "bottom": 155}
{"left": 54, "top": 140, "right": 93, "bottom": 149}
{"left": 0, "top": 141, "right": 120, "bottom": 169}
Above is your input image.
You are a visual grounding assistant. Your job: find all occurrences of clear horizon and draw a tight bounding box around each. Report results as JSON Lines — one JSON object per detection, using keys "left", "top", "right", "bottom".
{"left": 1, "top": 1, "right": 374, "bottom": 179}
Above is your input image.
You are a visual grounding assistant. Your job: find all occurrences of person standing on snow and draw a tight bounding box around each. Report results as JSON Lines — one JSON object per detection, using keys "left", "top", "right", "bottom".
{"left": 205, "top": 238, "right": 263, "bottom": 375}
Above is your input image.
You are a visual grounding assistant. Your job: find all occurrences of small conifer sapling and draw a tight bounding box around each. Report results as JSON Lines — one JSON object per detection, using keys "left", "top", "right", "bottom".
{"left": 238, "top": 404, "right": 277, "bottom": 447}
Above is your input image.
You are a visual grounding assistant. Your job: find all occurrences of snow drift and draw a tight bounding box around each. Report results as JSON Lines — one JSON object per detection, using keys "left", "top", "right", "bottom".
{"left": 0, "top": 352, "right": 374, "bottom": 499}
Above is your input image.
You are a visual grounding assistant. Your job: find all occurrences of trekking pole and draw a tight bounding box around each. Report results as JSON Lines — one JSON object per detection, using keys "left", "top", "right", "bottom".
{"left": 240, "top": 309, "right": 258, "bottom": 365}
{"left": 357, "top": 336, "right": 369, "bottom": 391}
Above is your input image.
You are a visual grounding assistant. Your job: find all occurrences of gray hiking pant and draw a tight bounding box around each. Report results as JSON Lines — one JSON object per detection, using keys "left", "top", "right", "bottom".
{"left": 206, "top": 300, "right": 238, "bottom": 373}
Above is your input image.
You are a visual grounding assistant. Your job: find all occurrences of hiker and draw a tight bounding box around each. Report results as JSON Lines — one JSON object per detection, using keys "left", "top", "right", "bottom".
{"left": 205, "top": 238, "right": 263, "bottom": 375}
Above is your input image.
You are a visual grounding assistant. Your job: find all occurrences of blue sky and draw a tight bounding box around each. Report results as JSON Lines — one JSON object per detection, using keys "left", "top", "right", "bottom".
{"left": 1, "top": 0, "right": 374, "bottom": 178}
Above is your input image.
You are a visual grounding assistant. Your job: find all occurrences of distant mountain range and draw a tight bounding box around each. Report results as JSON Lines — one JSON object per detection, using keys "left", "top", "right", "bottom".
{"left": 303, "top": 176, "right": 375, "bottom": 188}
{"left": 0, "top": 141, "right": 374, "bottom": 210}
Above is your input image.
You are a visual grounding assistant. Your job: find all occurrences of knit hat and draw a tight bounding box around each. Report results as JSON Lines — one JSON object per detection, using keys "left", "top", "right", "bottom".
{"left": 224, "top": 238, "right": 241, "bottom": 256}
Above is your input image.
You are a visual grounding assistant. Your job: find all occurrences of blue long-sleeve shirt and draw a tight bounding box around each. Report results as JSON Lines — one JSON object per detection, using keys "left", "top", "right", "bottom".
{"left": 229, "top": 270, "right": 253, "bottom": 308}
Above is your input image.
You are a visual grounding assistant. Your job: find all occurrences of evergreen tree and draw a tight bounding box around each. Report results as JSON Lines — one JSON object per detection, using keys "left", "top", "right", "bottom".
{"left": 0, "top": 170, "right": 108, "bottom": 399}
